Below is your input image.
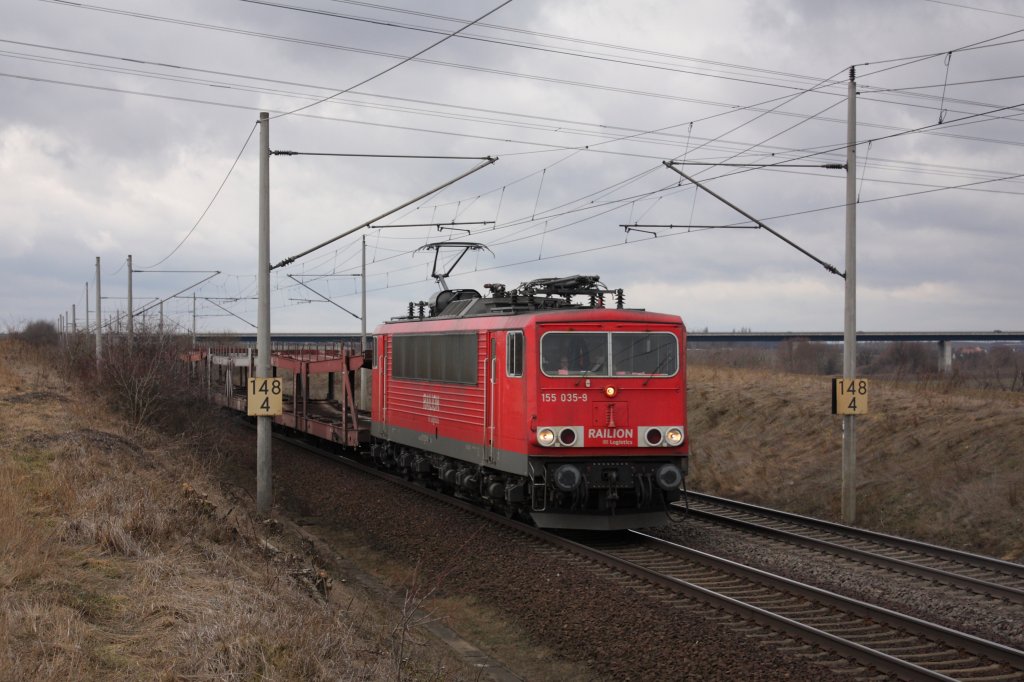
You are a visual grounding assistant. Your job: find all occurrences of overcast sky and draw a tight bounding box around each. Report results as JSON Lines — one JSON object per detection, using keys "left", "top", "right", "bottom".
{"left": 3, "top": 0, "right": 1023, "bottom": 335}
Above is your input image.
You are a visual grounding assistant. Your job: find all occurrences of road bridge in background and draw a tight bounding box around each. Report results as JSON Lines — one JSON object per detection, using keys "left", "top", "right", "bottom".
{"left": 687, "top": 331, "right": 1024, "bottom": 372}
{"left": 197, "top": 332, "right": 364, "bottom": 349}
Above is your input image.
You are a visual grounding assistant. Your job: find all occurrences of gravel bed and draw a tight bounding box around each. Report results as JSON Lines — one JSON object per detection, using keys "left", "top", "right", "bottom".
{"left": 653, "top": 513, "right": 1024, "bottom": 650}
{"left": 219, "top": 431, "right": 849, "bottom": 681}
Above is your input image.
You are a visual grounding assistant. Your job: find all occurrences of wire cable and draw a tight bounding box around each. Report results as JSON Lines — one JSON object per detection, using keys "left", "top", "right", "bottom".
{"left": 270, "top": 0, "right": 512, "bottom": 119}
{"left": 323, "top": 163, "right": 1024, "bottom": 300}
{"left": 239, "top": 0, "right": 856, "bottom": 95}
{"left": 139, "top": 121, "right": 258, "bottom": 269}
{"left": 7, "top": 40, "right": 1022, "bottom": 157}
{"left": 33, "top": 0, "right": 1024, "bottom": 135}
{"left": 916, "top": 0, "right": 1024, "bottom": 20}
{"left": 858, "top": 27, "right": 1024, "bottom": 79}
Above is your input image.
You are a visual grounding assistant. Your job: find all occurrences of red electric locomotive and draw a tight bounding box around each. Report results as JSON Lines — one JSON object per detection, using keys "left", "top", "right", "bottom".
{"left": 370, "top": 275, "right": 688, "bottom": 530}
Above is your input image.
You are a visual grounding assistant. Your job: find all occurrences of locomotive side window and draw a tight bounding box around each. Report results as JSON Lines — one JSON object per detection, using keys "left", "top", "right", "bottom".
{"left": 392, "top": 333, "right": 478, "bottom": 384}
{"left": 541, "top": 331, "right": 678, "bottom": 377}
{"left": 506, "top": 330, "right": 524, "bottom": 377}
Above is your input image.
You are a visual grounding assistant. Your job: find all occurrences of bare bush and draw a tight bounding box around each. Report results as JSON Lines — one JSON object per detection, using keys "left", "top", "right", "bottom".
{"left": 776, "top": 339, "right": 841, "bottom": 374}
{"left": 57, "top": 331, "right": 96, "bottom": 380}
{"left": 862, "top": 341, "right": 935, "bottom": 378}
{"left": 691, "top": 341, "right": 841, "bottom": 375}
{"left": 104, "top": 336, "right": 189, "bottom": 433}
{"left": 688, "top": 345, "right": 775, "bottom": 370}
{"left": 954, "top": 345, "right": 1024, "bottom": 391}
{"left": 60, "top": 332, "right": 220, "bottom": 442}
{"left": 13, "top": 320, "right": 58, "bottom": 347}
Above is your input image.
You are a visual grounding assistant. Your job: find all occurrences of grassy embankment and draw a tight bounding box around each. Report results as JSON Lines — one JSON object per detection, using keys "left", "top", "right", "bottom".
{"left": 688, "top": 363, "right": 1024, "bottom": 560}
{"left": 0, "top": 338, "right": 468, "bottom": 680}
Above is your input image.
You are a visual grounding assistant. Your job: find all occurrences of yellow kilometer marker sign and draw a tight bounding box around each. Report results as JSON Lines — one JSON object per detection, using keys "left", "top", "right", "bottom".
{"left": 832, "top": 378, "right": 869, "bottom": 415}
{"left": 248, "top": 377, "right": 283, "bottom": 416}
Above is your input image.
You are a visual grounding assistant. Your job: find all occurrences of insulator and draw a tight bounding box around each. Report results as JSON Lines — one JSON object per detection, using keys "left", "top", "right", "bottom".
{"left": 589, "top": 293, "right": 597, "bottom": 308}
{"left": 616, "top": 289, "right": 625, "bottom": 309}
{"left": 417, "top": 301, "right": 426, "bottom": 319}
{"left": 407, "top": 302, "right": 415, "bottom": 318}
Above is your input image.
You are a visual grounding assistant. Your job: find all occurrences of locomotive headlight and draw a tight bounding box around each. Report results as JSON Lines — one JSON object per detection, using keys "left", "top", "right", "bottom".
{"left": 553, "top": 464, "right": 582, "bottom": 492}
{"left": 655, "top": 463, "right": 683, "bottom": 491}
{"left": 604, "top": 385, "right": 617, "bottom": 398}
{"left": 665, "top": 427, "right": 684, "bottom": 446}
{"left": 537, "top": 428, "right": 556, "bottom": 447}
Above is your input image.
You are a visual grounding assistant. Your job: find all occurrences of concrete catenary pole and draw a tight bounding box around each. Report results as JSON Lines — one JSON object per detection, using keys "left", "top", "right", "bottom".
{"left": 256, "top": 112, "right": 272, "bottom": 516}
{"left": 127, "top": 254, "right": 133, "bottom": 345}
{"left": 85, "top": 282, "right": 89, "bottom": 333}
{"left": 95, "top": 257, "right": 102, "bottom": 374}
{"left": 192, "top": 292, "right": 197, "bottom": 348}
{"left": 361, "top": 234, "right": 367, "bottom": 352}
{"left": 842, "top": 67, "right": 858, "bottom": 524}
{"left": 359, "top": 234, "right": 370, "bottom": 410}
{"left": 72, "top": 304, "right": 76, "bottom": 334}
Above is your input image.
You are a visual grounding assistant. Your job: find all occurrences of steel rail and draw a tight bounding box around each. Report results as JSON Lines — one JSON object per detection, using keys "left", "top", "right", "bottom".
{"left": 676, "top": 492, "right": 1024, "bottom": 594}
{"left": 260, "top": 427, "right": 1023, "bottom": 680}
{"left": 574, "top": 540, "right": 959, "bottom": 681}
{"left": 613, "top": 531, "right": 1024, "bottom": 680}
{"left": 674, "top": 498, "right": 1024, "bottom": 604}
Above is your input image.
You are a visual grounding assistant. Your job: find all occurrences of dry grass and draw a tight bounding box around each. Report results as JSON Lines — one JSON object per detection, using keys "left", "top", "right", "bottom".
{"left": 688, "top": 364, "right": 1024, "bottom": 560}
{"left": 0, "top": 339, "right": 471, "bottom": 680}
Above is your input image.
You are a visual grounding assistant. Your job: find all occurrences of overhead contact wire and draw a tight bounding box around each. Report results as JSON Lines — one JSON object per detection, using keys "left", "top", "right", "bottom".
{"left": 269, "top": 0, "right": 513, "bottom": 119}
{"left": 140, "top": 122, "right": 258, "bottom": 269}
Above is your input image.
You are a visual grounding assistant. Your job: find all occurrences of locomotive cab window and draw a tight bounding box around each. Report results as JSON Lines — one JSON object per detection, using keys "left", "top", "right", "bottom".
{"left": 506, "top": 330, "right": 524, "bottom": 377}
{"left": 611, "top": 332, "right": 678, "bottom": 376}
{"left": 541, "top": 332, "right": 607, "bottom": 376}
{"left": 541, "top": 331, "right": 678, "bottom": 377}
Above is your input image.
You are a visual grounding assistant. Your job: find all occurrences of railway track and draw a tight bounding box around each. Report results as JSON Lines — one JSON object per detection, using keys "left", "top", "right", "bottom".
{"left": 674, "top": 492, "right": 1024, "bottom": 604}
{"left": 571, "top": 531, "right": 1024, "bottom": 681}
{"left": 266, "top": 429, "right": 1024, "bottom": 680}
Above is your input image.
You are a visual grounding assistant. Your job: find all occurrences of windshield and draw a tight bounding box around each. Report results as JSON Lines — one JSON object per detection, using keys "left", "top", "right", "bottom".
{"left": 540, "top": 332, "right": 607, "bottom": 375}
{"left": 611, "top": 333, "right": 678, "bottom": 376}
{"left": 541, "top": 332, "right": 678, "bottom": 377}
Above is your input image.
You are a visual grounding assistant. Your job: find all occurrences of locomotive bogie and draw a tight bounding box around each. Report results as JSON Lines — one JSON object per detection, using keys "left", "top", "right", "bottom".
{"left": 368, "top": 434, "right": 684, "bottom": 528}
